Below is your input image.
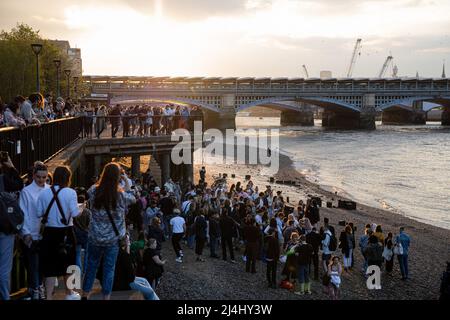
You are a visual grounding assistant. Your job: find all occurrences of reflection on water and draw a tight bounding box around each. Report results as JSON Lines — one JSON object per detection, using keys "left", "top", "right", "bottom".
{"left": 237, "top": 117, "right": 450, "bottom": 230}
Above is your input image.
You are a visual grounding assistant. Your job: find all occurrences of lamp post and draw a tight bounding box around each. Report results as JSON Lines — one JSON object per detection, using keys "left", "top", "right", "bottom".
{"left": 53, "top": 59, "right": 61, "bottom": 97}
{"left": 73, "top": 76, "right": 79, "bottom": 102}
{"left": 64, "top": 69, "right": 71, "bottom": 99}
{"left": 31, "top": 43, "right": 43, "bottom": 92}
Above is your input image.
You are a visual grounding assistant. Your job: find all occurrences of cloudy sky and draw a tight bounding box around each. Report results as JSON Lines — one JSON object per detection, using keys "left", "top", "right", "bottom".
{"left": 1, "top": 0, "right": 449, "bottom": 77}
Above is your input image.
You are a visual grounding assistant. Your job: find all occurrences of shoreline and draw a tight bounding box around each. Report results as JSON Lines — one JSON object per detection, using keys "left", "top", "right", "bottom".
{"left": 191, "top": 152, "right": 450, "bottom": 300}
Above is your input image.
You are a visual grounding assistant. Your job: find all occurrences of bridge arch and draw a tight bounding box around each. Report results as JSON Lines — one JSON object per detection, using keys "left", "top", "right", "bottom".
{"left": 377, "top": 96, "right": 450, "bottom": 111}
{"left": 237, "top": 96, "right": 361, "bottom": 113}
{"left": 109, "top": 95, "right": 221, "bottom": 113}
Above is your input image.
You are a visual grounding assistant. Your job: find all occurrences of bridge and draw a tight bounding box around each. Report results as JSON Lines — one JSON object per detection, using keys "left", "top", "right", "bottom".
{"left": 84, "top": 76, "right": 450, "bottom": 129}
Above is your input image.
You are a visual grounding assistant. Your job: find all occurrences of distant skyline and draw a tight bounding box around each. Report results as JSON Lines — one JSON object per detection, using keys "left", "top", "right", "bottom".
{"left": 1, "top": 0, "right": 449, "bottom": 77}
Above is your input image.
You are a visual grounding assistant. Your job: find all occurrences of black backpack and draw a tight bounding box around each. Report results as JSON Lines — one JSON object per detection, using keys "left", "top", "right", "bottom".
{"left": 328, "top": 232, "right": 338, "bottom": 252}
{"left": 0, "top": 175, "right": 24, "bottom": 234}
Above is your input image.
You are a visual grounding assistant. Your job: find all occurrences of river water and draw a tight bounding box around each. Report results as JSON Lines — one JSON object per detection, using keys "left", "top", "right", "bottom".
{"left": 236, "top": 117, "right": 450, "bottom": 230}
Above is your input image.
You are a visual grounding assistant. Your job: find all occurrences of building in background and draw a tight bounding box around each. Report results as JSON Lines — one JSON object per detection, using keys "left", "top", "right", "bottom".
{"left": 49, "top": 40, "right": 82, "bottom": 77}
{"left": 320, "top": 70, "right": 332, "bottom": 79}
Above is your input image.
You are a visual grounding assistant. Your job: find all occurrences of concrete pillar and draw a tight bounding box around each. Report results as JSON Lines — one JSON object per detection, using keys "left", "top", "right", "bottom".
{"left": 412, "top": 101, "right": 426, "bottom": 124}
{"left": 203, "top": 109, "right": 236, "bottom": 130}
{"left": 442, "top": 106, "right": 450, "bottom": 126}
{"left": 94, "top": 155, "right": 102, "bottom": 177}
{"left": 280, "top": 110, "right": 314, "bottom": 126}
{"left": 183, "top": 163, "right": 193, "bottom": 186}
{"left": 160, "top": 152, "right": 170, "bottom": 186}
{"left": 131, "top": 155, "right": 140, "bottom": 178}
{"left": 359, "top": 94, "right": 376, "bottom": 130}
{"left": 321, "top": 110, "right": 361, "bottom": 128}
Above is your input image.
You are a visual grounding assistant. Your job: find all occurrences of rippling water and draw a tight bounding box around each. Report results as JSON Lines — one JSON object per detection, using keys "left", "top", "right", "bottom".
{"left": 236, "top": 117, "right": 450, "bottom": 230}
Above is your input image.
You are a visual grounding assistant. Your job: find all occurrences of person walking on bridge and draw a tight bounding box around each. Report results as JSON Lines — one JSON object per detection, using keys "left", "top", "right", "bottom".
{"left": 110, "top": 104, "right": 121, "bottom": 138}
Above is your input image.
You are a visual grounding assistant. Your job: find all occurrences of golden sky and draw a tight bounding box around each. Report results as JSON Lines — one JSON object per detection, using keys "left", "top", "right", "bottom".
{"left": 1, "top": 0, "right": 449, "bottom": 77}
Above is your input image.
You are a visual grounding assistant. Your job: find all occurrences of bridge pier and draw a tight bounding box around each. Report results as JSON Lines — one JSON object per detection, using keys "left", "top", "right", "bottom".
{"left": 203, "top": 109, "right": 236, "bottom": 130}
{"left": 131, "top": 155, "right": 140, "bottom": 177}
{"left": 159, "top": 152, "right": 171, "bottom": 186}
{"left": 442, "top": 106, "right": 450, "bottom": 126}
{"left": 280, "top": 110, "right": 314, "bottom": 126}
{"left": 322, "top": 94, "right": 376, "bottom": 130}
{"left": 381, "top": 109, "right": 426, "bottom": 125}
{"left": 382, "top": 101, "right": 426, "bottom": 125}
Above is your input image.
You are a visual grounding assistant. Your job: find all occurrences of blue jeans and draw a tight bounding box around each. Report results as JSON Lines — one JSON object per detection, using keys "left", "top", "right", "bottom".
{"left": 187, "top": 234, "right": 195, "bottom": 249}
{"left": 0, "top": 233, "right": 14, "bottom": 300}
{"left": 209, "top": 237, "right": 219, "bottom": 257}
{"left": 397, "top": 254, "right": 409, "bottom": 279}
{"left": 75, "top": 244, "right": 88, "bottom": 275}
{"left": 129, "top": 277, "right": 160, "bottom": 300}
{"left": 24, "top": 241, "right": 42, "bottom": 290}
{"left": 83, "top": 243, "right": 119, "bottom": 296}
{"left": 298, "top": 264, "right": 310, "bottom": 284}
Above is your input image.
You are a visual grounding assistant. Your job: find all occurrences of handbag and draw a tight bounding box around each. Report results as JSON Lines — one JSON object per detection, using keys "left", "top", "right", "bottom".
{"left": 382, "top": 246, "right": 393, "bottom": 261}
{"left": 393, "top": 242, "right": 404, "bottom": 255}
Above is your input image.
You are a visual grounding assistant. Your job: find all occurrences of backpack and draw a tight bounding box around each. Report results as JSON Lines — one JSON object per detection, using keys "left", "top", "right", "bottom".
{"left": 328, "top": 233, "right": 338, "bottom": 252}
{"left": 0, "top": 175, "right": 24, "bottom": 234}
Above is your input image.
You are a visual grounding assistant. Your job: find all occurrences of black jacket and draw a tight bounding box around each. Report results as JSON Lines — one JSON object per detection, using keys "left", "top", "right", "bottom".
{"left": 195, "top": 215, "right": 207, "bottom": 239}
{"left": 295, "top": 243, "right": 314, "bottom": 266}
{"left": 243, "top": 225, "right": 261, "bottom": 243}
{"left": 219, "top": 215, "right": 235, "bottom": 238}
{"left": 306, "top": 231, "right": 322, "bottom": 254}
{"left": 148, "top": 225, "right": 164, "bottom": 250}
{"left": 208, "top": 217, "right": 220, "bottom": 238}
{"left": 265, "top": 235, "right": 280, "bottom": 260}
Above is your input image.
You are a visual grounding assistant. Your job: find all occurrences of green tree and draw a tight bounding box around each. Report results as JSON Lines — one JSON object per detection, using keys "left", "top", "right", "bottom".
{"left": 0, "top": 23, "right": 73, "bottom": 103}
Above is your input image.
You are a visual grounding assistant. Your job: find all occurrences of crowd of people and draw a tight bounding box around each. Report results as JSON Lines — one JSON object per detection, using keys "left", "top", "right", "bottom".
{"left": 0, "top": 93, "right": 203, "bottom": 137}
{"left": 4, "top": 149, "right": 441, "bottom": 301}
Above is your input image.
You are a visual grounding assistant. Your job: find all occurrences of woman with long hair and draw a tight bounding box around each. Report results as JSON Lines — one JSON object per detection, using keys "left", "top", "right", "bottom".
{"left": 37, "top": 166, "right": 80, "bottom": 300}
{"left": 82, "top": 162, "right": 135, "bottom": 300}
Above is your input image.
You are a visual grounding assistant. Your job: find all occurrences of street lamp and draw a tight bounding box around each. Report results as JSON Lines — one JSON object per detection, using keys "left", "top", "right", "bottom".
{"left": 64, "top": 69, "right": 71, "bottom": 99}
{"left": 31, "top": 43, "right": 43, "bottom": 92}
{"left": 73, "top": 76, "right": 79, "bottom": 102}
{"left": 53, "top": 59, "right": 61, "bottom": 97}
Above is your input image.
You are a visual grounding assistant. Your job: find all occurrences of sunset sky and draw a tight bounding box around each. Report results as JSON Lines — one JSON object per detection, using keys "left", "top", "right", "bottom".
{"left": 1, "top": 0, "right": 449, "bottom": 77}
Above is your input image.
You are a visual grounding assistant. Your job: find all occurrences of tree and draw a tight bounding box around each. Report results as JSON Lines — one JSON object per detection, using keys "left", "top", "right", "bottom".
{"left": 0, "top": 23, "right": 73, "bottom": 103}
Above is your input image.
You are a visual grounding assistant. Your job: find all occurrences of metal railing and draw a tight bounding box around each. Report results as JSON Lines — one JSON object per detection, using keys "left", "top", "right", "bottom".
{"left": 79, "top": 114, "right": 204, "bottom": 138}
{"left": 0, "top": 117, "right": 83, "bottom": 176}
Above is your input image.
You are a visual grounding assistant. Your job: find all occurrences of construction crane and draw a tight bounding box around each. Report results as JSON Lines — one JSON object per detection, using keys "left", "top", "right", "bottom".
{"left": 302, "top": 64, "right": 309, "bottom": 78}
{"left": 378, "top": 55, "right": 393, "bottom": 77}
{"left": 346, "top": 38, "right": 362, "bottom": 77}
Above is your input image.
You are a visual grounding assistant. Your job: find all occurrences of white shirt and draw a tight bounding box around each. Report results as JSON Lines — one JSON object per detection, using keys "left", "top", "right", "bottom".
{"left": 19, "top": 181, "right": 50, "bottom": 240}
{"left": 255, "top": 214, "right": 263, "bottom": 226}
{"left": 170, "top": 216, "right": 185, "bottom": 234}
{"left": 36, "top": 186, "right": 80, "bottom": 228}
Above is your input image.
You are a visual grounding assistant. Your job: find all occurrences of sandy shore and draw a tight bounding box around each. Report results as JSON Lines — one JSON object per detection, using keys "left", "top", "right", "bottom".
{"left": 172, "top": 152, "right": 450, "bottom": 300}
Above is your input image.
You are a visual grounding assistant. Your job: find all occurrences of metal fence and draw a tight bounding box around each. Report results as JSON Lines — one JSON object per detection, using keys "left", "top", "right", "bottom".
{"left": 0, "top": 117, "right": 83, "bottom": 176}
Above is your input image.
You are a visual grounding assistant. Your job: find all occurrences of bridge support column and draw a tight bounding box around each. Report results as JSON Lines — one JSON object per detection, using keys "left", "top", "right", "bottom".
{"left": 322, "top": 95, "right": 375, "bottom": 130}
{"left": 442, "top": 106, "right": 450, "bottom": 126}
{"left": 280, "top": 110, "right": 314, "bottom": 126}
{"left": 183, "top": 162, "right": 193, "bottom": 186}
{"left": 203, "top": 109, "right": 236, "bottom": 130}
{"left": 94, "top": 155, "right": 102, "bottom": 177}
{"left": 131, "top": 155, "right": 140, "bottom": 178}
{"left": 160, "top": 152, "right": 170, "bottom": 186}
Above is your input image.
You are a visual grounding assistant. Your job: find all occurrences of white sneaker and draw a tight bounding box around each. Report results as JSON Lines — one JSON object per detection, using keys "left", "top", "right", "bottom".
{"left": 175, "top": 257, "right": 183, "bottom": 263}
{"left": 65, "top": 291, "right": 81, "bottom": 300}
{"left": 180, "top": 250, "right": 184, "bottom": 257}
